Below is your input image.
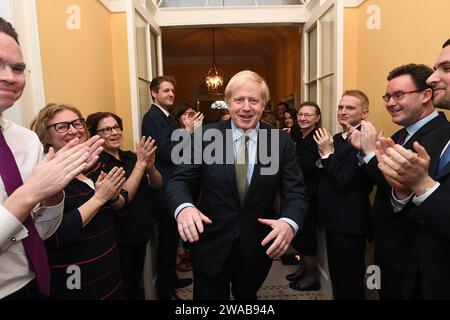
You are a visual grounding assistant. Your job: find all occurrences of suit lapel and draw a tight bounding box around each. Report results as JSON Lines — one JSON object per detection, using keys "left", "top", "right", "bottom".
{"left": 437, "top": 162, "right": 450, "bottom": 179}
{"left": 151, "top": 103, "right": 176, "bottom": 129}
{"left": 435, "top": 131, "right": 450, "bottom": 179}
{"left": 403, "top": 113, "right": 450, "bottom": 179}
{"left": 242, "top": 139, "right": 261, "bottom": 207}
{"left": 403, "top": 113, "right": 446, "bottom": 149}
{"left": 242, "top": 124, "right": 272, "bottom": 207}
{"left": 220, "top": 120, "right": 241, "bottom": 204}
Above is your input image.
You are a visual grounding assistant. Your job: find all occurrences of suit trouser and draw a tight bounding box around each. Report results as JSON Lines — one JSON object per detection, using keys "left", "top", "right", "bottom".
{"left": 154, "top": 205, "right": 180, "bottom": 299}
{"left": 292, "top": 197, "right": 318, "bottom": 256}
{"left": 3, "top": 280, "right": 40, "bottom": 300}
{"left": 375, "top": 254, "right": 404, "bottom": 300}
{"left": 326, "top": 228, "right": 366, "bottom": 300}
{"left": 193, "top": 239, "right": 264, "bottom": 300}
{"left": 117, "top": 242, "right": 147, "bottom": 300}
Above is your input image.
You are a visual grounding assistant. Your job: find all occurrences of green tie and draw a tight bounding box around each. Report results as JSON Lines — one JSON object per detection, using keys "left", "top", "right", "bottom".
{"left": 235, "top": 135, "right": 249, "bottom": 202}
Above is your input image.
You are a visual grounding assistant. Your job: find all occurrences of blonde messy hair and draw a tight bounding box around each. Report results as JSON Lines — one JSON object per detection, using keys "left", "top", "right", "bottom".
{"left": 224, "top": 70, "right": 270, "bottom": 107}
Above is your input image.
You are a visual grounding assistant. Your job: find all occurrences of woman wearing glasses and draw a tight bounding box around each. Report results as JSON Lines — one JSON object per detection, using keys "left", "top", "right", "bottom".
{"left": 85, "top": 112, "right": 162, "bottom": 300}
{"left": 171, "top": 103, "right": 204, "bottom": 131}
{"left": 168, "top": 103, "right": 203, "bottom": 273}
{"left": 31, "top": 103, "right": 127, "bottom": 299}
{"left": 286, "top": 101, "right": 322, "bottom": 291}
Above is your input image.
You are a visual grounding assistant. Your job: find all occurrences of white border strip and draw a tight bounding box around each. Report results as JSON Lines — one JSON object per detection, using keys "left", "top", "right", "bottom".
{"left": 343, "top": 0, "right": 365, "bottom": 8}
{"left": 99, "top": 0, "right": 126, "bottom": 12}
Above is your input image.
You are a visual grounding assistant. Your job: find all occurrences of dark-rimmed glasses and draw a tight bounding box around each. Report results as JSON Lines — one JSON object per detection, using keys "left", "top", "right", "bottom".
{"left": 382, "top": 89, "right": 424, "bottom": 102}
{"left": 46, "top": 118, "right": 85, "bottom": 133}
{"left": 96, "top": 125, "right": 122, "bottom": 135}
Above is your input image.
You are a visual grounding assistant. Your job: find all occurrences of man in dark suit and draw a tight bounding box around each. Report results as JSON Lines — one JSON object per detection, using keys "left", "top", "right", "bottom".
{"left": 313, "top": 90, "right": 373, "bottom": 299}
{"left": 166, "top": 70, "right": 308, "bottom": 300}
{"left": 373, "top": 40, "right": 450, "bottom": 299}
{"left": 348, "top": 64, "right": 445, "bottom": 299}
{"left": 141, "top": 76, "right": 192, "bottom": 300}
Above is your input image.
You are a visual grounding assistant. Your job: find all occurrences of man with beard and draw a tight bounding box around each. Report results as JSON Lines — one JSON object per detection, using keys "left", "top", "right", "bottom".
{"left": 374, "top": 40, "right": 450, "bottom": 299}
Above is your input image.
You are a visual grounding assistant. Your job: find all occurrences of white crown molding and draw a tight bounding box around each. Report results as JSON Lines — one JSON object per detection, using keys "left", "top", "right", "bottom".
{"left": 99, "top": 0, "right": 126, "bottom": 12}
{"left": 155, "top": 6, "right": 310, "bottom": 27}
{"left": 343, "top": 0, "right": 366, "bottom": 8}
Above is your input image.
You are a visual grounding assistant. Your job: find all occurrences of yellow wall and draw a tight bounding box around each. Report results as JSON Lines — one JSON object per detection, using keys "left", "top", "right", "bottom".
{"left": 111, "top": 13, "right": 132, "bottom": 150}
{"left": 36, "top": 0, "right": 133, "bottom": 149}
{"left": 266, "top": 27, "right": 302, "bottom": 111}
{"left": 344, "top": 0, "right": 450, "bottom": 136}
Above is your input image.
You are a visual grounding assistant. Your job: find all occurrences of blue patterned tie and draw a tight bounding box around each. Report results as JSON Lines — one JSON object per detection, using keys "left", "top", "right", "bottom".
{"left": 438, "top": 143, "right": 450, "bottom": 173}
{"left": 0, "top": 128, "right": 50, "bottom": 295}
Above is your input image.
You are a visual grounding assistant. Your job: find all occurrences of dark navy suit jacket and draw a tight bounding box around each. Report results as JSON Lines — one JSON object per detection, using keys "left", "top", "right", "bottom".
{"left": 141, "top": 104, "right": 177, "bottom": 205}
{"left": 317, "top": 132, "right": 373, "bottom": 236}
{"left": 166, "top": 120, "right": 308, "bottom": 285}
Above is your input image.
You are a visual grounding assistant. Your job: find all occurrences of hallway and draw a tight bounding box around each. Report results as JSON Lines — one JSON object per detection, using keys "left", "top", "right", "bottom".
{"left": 175, "top": 250, "right": 328, "bottom": 300}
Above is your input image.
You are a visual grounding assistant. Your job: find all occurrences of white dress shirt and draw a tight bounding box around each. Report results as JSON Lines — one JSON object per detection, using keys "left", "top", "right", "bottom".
{"left": 0, "top": 116, "right": 64, "bottom": 299}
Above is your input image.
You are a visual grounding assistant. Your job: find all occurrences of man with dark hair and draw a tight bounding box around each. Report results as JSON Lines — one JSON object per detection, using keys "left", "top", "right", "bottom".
{"left": 276, "top": 101, "right": 289, "bottom": 127}
{"left": 0, "top": 17, "right": 102, "bottom": 299}
{"left": 373, "top": 41, "right": 450, "bottom": 299}
{"left": 0, "top": 17, "right": 19, "bottom": 44}
{"left": 428, "top": 39, "right": 450, "bottom": 110}
{"left": 348, "top": 63, "right": 448, "bottom": 299}
{"left": 141, "top": 75, "right": 192, "bottom": 300}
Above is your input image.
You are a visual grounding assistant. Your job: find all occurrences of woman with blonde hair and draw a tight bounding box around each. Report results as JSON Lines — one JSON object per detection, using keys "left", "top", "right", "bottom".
{"left": 31, "top": 103, "right": 127, "bottom": 299}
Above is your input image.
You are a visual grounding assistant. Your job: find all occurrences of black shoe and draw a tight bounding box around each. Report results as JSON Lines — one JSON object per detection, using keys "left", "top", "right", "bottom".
{"left": 160, "top": 292, "right": 183, "bottom": 300}
{"left": 286, "top": 265, "right": 306, "bottom": 282}
{"left": 168, "top": 293, "right": 183, "bottom": 300}
{"left": 175, "top": 277, "right": 193, "bottom": 289}
{"left": 289, "top": 280, "right": 321, "bottom": 292}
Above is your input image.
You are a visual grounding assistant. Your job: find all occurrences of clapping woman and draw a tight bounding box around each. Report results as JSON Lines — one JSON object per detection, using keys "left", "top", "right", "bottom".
{"left": 286, "top": 101, "right": 322, "bottom": 291}
{"left": 31, "top": 103, "right": 127, "bottom": 299}
{"left": 86, "top": 112, "right": 162, "bottom": 300}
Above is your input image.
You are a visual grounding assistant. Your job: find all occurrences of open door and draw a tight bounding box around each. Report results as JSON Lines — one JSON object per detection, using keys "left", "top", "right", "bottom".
{"left": 302, "top": 0, "right": 344, "bottom": 300}
{"left": 302, "top": 0, "right": 343, "bottom": 135}
{"left": 125, "top": 0, "right": 163, "bottom": 300}
{"left": 126, "top": 0, "right": 163, "bottom": 145}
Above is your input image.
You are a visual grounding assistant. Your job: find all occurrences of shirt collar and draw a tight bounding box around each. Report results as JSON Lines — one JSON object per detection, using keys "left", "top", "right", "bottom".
{"left": 153, "top": 103, "right": 170, "bottom": 117}
{"left": 231, "top": 120, "right": 259, "bottom": 143}
{"left": 0, "top": 114, "right": 9, "bottom": 132}
{"left": 405, "top": 111, "right": 439, "bottom": 137}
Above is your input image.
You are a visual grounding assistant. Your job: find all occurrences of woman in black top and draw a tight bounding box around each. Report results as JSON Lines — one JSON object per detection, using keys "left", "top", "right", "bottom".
{"left": 287, "top": 102, "right": 322, "bottom": 291}
{"left": 31, "top": 103, "right": 127, "bottom": 299}
{"left": 86, "top": 112, "right": 162, "bottom": 300}
{"left": 282, "top": 108, "right": 301, "bottom": 142}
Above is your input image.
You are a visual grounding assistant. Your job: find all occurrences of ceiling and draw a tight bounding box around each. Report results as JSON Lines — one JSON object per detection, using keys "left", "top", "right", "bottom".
{"left": 161, "top": 25, "right": 300, "bottom": 64}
